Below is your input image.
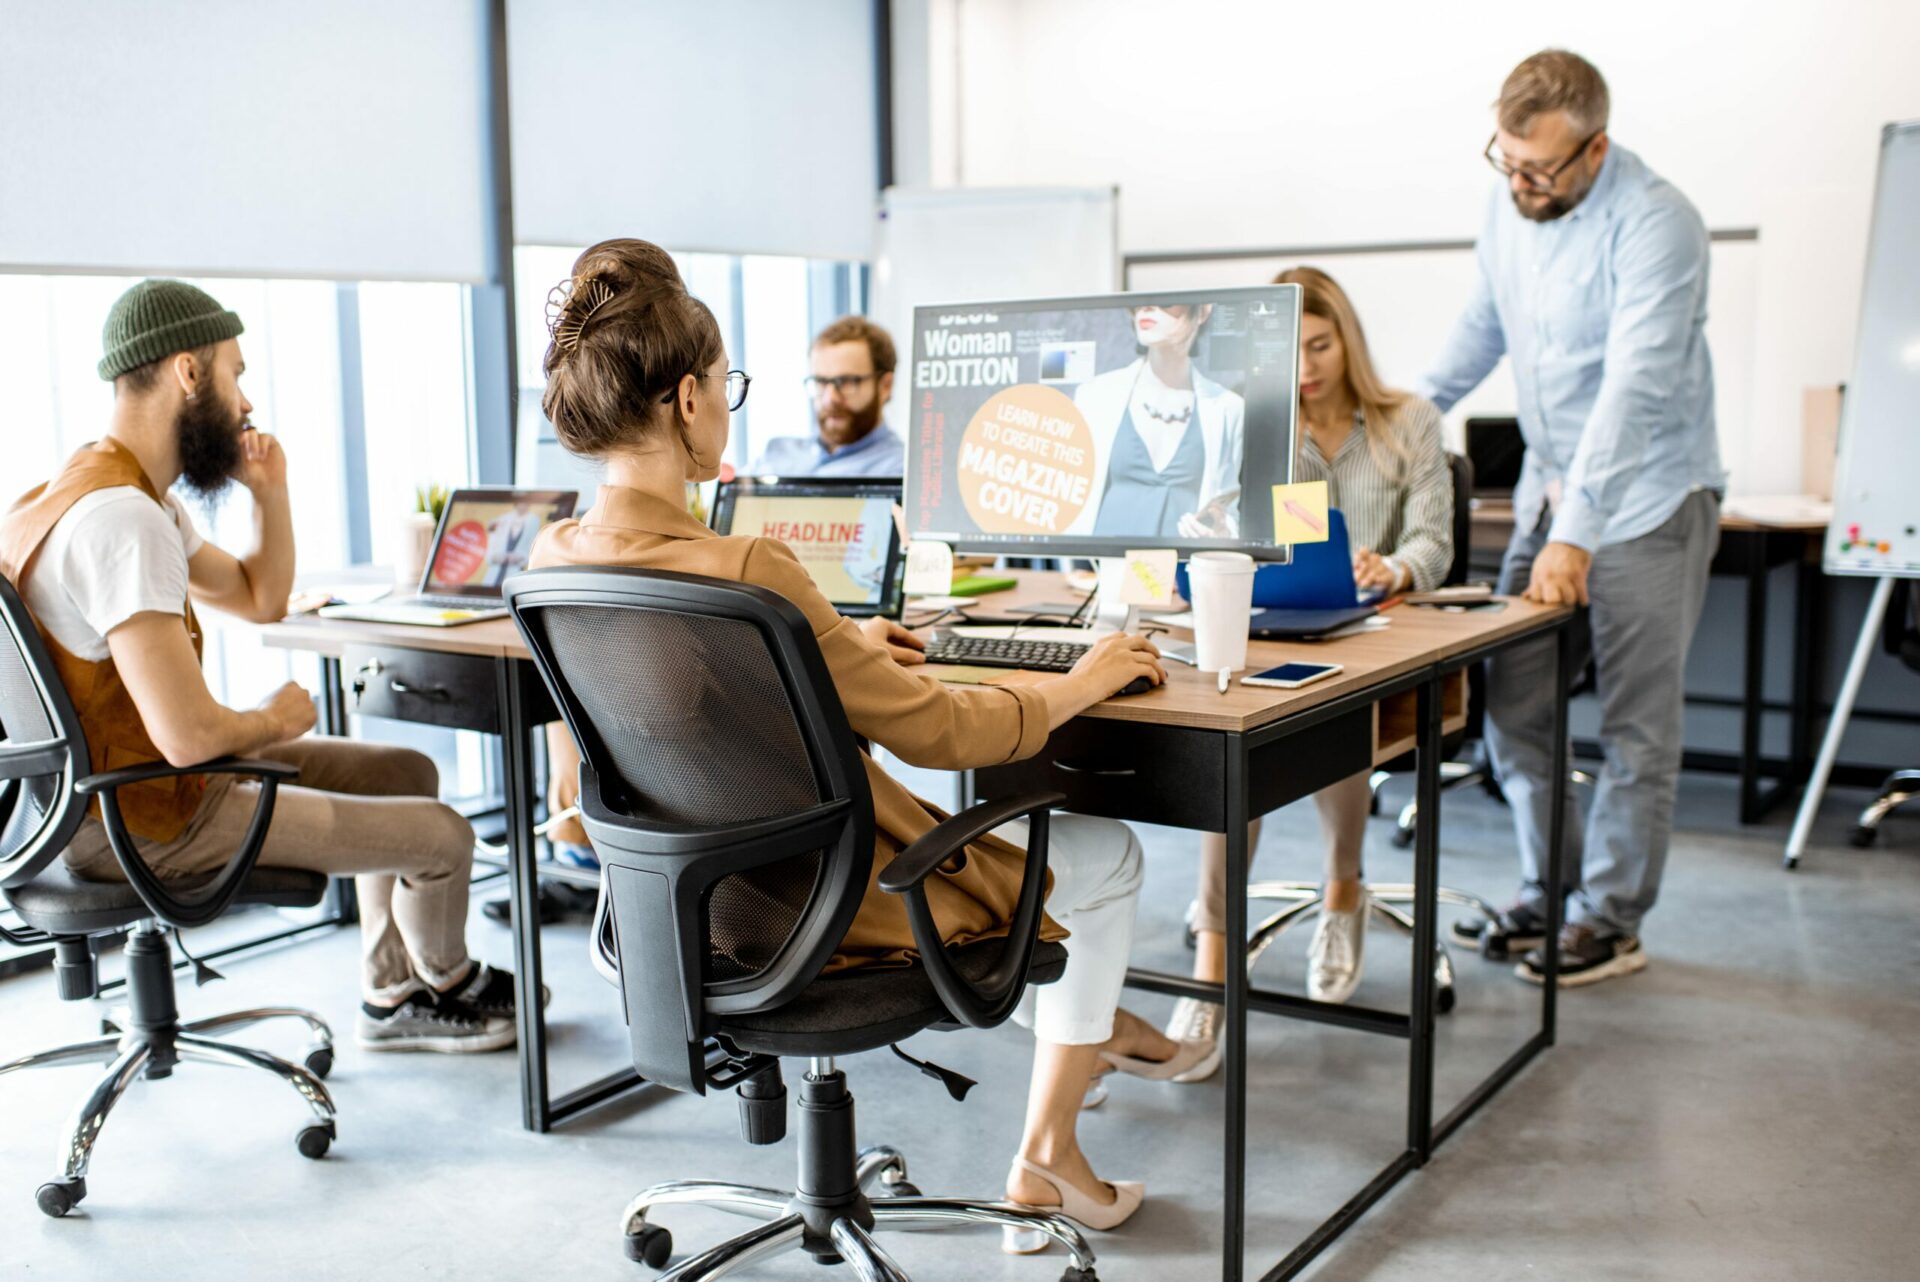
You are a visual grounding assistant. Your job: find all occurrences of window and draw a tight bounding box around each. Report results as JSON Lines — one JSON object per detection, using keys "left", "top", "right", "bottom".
{"left": 513, "top": 246, "right": 867, "bottom": 485}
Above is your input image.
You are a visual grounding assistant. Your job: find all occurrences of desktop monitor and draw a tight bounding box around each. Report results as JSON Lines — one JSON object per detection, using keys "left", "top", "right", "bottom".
{"left": 711, "top": 476, "right": 905, "bottom": 618}
{"left": 901, "top": 285, "right": 1302, "bottom": 561}
{"left": 1464, "top": 416, "right": 1525, "bottom": 500}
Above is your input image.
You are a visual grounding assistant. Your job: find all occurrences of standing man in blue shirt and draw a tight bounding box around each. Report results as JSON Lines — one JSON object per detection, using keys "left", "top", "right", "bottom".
{"left": 1423, "top": 50, "right": 1725, "bottom": 986}
{"left": 749, "top": 316, "right": 906, "bottom": 477}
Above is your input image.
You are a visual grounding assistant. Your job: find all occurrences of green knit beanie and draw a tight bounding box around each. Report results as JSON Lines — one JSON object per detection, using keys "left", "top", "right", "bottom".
{"left": 97, "top": 279, "right": 245, "bottom": 381}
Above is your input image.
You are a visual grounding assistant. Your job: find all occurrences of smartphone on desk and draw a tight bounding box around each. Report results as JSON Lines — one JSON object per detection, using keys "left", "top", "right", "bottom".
{"left": 1240, "top": 661, "right": 1343, "bottom": 690}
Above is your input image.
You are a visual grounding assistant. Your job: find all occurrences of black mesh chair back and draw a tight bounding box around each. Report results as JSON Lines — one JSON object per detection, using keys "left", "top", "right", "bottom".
{"left": 507, "top": 567, "right": 874, "bottom": 1093}
{"left": 0, "top": 575, "right": 88, "bottom": 892}
{"left": 1444, "top": 452, "right": 1474, "bottom": 587}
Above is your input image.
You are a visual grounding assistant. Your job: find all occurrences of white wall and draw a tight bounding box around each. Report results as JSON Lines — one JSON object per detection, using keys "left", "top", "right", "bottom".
{"left": 906, "top": 0, "right": 1920, "bottom": 495}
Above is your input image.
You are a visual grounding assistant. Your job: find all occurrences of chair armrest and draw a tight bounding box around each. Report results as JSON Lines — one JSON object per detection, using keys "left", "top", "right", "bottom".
{"left": 0, "top": 738, "right": 69, "bottom": 781}
{"left": 878, "top": 791, "right": 1066, "bottom": 894}
{"left": 74, "top": 756, "right": 301, "bottom": 796}
{"left": 79, "top": 756, "right": 299, "bottom": 930}
{"left": 881, "top": 790, "right": 1064, "bottom": 1029}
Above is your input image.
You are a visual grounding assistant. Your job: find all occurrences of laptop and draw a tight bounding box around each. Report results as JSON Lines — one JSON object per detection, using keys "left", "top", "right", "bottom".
{"left": 320, "top": 487, "right": 578, "bottom": 627}
{"left": 1177, "top": 509, "right": 1378, "bottom": 640}
{"left": 711, "top": 476, "right": 904, "bottom": 618}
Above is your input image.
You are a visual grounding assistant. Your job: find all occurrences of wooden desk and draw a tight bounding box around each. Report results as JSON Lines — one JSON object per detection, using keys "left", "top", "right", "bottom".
{"left": 265, "top": 580, "right": 1574, "bottom": 1281}
{"left": 1470, "top": 499, "right": 1828, "bottom": 823}
{"left": 958, "top": 577, "right": 1574, "bottom": 1280}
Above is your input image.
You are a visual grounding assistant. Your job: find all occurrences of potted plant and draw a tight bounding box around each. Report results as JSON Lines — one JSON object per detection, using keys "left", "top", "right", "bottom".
{"left": 397, "top": 484, "right": 448, "bottom": 585}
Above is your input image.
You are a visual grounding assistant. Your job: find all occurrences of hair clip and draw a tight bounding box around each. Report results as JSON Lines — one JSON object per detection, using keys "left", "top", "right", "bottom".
{"left": 547, "top": 276, "right": 616, "bottom": 352}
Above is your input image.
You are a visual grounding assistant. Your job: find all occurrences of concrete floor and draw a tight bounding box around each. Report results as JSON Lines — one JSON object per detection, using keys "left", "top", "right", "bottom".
{"left": 2, "top": 771, "right": 1918, "bottom": 1281}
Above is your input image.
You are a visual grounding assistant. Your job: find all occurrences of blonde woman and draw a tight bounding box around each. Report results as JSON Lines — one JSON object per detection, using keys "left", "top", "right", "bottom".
{"left": 1165, "top": 267, "right": 1454, "bottom": 1076}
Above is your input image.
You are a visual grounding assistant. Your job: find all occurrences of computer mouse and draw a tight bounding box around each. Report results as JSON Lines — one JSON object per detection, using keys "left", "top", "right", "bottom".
{"left": 1116, "top": 676, "right": 1154, "bottom": 696}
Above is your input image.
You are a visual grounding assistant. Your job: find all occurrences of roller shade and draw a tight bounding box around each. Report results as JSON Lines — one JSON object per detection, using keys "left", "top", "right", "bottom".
{"left": 0, "top": 0, "right": 492, "bottom": 282}
{"left": 508, "top": 0, "right": 877, "bottom": 260}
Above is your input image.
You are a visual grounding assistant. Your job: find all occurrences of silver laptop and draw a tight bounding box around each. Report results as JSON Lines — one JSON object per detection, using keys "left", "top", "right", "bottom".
{"left": 320, "top": 487, "right": 578, "bottom": 627}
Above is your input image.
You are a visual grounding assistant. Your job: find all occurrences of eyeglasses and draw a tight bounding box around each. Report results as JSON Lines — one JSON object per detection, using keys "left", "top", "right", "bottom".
{"left": 1484, "top": 130, "right": 1603, "bottom": 191}
{"left": 804, "top": 373, "right": 879, "bottom": 397}
{"left": 662, "top": 369, "right": 752, "bottom": 411}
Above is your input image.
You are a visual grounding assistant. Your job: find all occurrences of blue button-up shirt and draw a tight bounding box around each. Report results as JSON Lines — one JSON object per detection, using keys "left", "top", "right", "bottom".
{"left": 747, "top": 423, "right": 905, "bottom": 479}
{"left": 1421, "top": 144, "right": 1725, "bottom": 550}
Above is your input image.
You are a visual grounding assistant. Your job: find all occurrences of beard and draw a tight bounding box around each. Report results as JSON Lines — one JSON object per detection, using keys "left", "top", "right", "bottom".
{"left": 175, "top": 392, "right": 246, "bottom": 500}
{"left": 817, "top": 395, "right": 883, "bottom": 449}
{"left": 1511, "top": 172, "right": 1595, "bottom": 223}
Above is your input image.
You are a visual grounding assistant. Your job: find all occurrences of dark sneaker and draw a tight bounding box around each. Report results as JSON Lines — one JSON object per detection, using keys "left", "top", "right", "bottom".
{"left": 1451, "top": 901, "right": 1552, "bottom": 956}
{"left": 1516, "top": 924, "right": 1648, "bottom": 988}
{"left": 445, "top": 960, "right": 548, "bottom": 1018}
{"left": 356, "top": 985, "right": 515, "bottom": 1054}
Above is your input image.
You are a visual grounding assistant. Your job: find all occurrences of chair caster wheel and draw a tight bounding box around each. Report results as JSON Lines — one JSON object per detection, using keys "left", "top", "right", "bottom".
{"left": 1849, "top": 825, "right": 1877, "bottom": 848}
{"left": 1480, "top": 931, "right": 1511, "bottom": 962}
{"left": 1390, "top": 825, "right": 1416, "bottom": 849}
{"left": 37, "top": 1177, "right": 84, "bottom": 1218}
{"left": 1060, "top": 1267, "right": 1100, "bottom": 1281}
{"left": 295, "top": 1121, "right": 335, "bottom": 1159}
{"left": 624, "top": 1223, "right": 672, "bottom": 1268}
{"left": 883, "top": 1180, "right": 921, "bottom": 1197}
{"left": 304, "top": 1046, "right": 334, "bottom": 1080}
{"left": 1436, "top": 985, "right": 1456, "bottom": 1014}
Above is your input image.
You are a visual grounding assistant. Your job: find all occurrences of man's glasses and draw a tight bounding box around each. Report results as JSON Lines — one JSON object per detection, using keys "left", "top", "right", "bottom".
{"left": 658, "top": 369, "right": 751, "bottom": 411}
{"left": 1484, "top": 130, "right": 1603, "bottom": 191}
{"left": 804, "top": 373, "right": 879, "bottom": 397}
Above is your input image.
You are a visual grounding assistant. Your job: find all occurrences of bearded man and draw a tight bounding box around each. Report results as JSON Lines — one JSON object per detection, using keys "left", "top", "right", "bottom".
{"left": 0, "top": 279, "right": 520, "bottom": 1052}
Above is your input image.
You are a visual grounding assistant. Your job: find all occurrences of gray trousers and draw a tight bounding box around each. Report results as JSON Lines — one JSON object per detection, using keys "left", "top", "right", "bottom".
{"left": 1486, "top": 489, "right": 1719, "bottom": 936}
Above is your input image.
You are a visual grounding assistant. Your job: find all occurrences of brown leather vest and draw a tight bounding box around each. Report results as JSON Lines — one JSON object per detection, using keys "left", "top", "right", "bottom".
{"left": 0, "top": 439, "right": 207, "bottom": 842}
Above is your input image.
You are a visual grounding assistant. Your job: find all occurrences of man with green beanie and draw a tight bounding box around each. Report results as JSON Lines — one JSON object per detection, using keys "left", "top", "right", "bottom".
{"left": 1, "top": 279, "right": 522, "bottom": 1053}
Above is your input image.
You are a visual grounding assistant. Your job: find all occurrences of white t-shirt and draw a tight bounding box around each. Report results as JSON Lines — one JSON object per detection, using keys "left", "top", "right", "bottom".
{"left": 23, "top": 487, "right": 206, "bottom": 662}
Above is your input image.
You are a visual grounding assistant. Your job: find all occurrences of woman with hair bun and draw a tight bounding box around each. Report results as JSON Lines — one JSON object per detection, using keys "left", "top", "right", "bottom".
{"left": 532, "top": 239, "right": 1209, "bottom": 1248}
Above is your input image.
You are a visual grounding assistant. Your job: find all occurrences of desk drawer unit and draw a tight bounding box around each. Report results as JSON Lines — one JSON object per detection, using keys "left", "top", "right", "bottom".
{"left": 975, "top": 708, "right": 1376, "bottom": 833}
{"left": 343, "top": 644, "right": 501, "bottom": 734}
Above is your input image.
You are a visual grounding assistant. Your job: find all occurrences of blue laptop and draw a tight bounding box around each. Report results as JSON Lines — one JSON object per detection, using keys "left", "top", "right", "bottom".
{"left": 1176, "top": 509, "right": 1380, "bottom": 639}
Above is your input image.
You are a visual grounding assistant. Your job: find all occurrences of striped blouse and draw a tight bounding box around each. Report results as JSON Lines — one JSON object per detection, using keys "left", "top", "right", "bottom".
{"left": 1293, "top": 394, "right": 1453, "bottom": 592}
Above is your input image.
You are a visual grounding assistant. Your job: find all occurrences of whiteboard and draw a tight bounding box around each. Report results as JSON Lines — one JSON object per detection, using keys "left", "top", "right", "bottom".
{"left": 1129, "top": 240, "right": 1757, "bottom": 464}
{"left": 871, "top": 187, "right": 1120, "bottom": 359}
{"left": 1825, "top": 121, "right": 1920, "bottom": 578}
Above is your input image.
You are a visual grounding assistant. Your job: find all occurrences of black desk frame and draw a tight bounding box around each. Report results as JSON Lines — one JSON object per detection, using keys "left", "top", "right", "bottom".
{"left": 1712, "top": 530, "right": 1825, "bottom": 824}
{"left": 976, "top": 615, "right": 1571, "bottom": 1281}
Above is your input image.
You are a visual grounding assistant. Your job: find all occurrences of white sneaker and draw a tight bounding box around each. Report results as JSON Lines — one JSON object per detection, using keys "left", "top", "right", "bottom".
{"left": 1308, "top": 890, "right": 1369, "bottom": 1004}
{"left": 1161, "top": 996, "right": 1222, "bottom": 1083}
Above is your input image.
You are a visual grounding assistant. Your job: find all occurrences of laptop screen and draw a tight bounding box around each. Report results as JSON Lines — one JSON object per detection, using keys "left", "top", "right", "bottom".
{"left": 711, "top": 477, "right": 903, "bottom": 617}
{"left": 422, "top": 488, "right": 578, "bottom": 599}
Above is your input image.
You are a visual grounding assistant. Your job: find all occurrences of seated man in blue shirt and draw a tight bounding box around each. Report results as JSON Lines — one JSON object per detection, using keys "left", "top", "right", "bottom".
{"left": 749, "top": 316, "right": 905, "bottom": 477}
{"left": 1422, "top": 50, "right": 1725, "bottom": 987}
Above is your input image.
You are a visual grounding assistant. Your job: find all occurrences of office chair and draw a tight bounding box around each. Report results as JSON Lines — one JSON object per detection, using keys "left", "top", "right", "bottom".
{"left": 506, "top": 566, "right": 1101, "bottom": 1281}
{"left": 0, "top": 576, "right": 337, "bottom": 1218}
{"left": 1851, "top": 579, "right": 1920, "bottom": 849}
{"left": 1236, "top": 455, "right": 1501, "bottom": 1008}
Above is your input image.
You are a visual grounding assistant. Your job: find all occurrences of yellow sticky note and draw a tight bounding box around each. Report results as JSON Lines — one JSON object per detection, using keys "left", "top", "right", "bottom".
{"left": 1271, "top": 481, "right": 1331, "bottom": 543}
{"left": 1121, "top": 548, "right": 1178, "bottom": 606}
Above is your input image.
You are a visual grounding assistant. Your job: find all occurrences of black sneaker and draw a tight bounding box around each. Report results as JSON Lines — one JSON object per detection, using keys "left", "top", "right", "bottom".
{"left": 1451, "top": 901, "right": 1552, "bottom": 957}
{"left": 445, "top": 960, "right": 548, "bottom": 1019}
{"left": 356, "top": 985, "right": 516, "bottom": 1054}
{"left": 1516, "top": 924, "right": 1648, "bottom": 988}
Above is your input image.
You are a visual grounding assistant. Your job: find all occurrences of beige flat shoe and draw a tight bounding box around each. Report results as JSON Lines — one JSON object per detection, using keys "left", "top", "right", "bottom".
{"left": 1099, "top": 1036, "right": 1215, "bottom": 1081}
{"left": 1001, "top": 1155, "right": 1144, "bottom": 1254}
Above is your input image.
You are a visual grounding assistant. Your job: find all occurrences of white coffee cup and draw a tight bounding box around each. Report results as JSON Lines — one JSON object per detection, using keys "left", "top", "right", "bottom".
{"left": 1187, "top": 551, "right": 1257, "bottom": 672}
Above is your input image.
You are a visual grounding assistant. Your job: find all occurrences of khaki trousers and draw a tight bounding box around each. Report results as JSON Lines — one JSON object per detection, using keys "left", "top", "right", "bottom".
{"left": 65, "top": 737, "right": 476, "bottom": 1000}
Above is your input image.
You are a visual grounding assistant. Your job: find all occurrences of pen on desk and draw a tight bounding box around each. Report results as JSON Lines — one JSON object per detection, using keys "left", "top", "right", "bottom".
{"left": 1218, "top": 667, "right": 1230, "bottom": 695}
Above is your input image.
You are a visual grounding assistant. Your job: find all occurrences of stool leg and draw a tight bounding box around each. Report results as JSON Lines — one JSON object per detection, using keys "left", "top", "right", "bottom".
{"left": 0, "top": 1035, "right": 122, "bottom": 1077}
{"left": 175, "top": 1034, "right": 335, "bottom": 1127}
{"left": 829, "top": 1217, "right": 910, "bottom": 1282}
{"left": 657, "top": 1213, "right": 806, "bottom": 1281}
{"left": 61, "top": 1042, "right": 151, "bottom": 1183}
{"left": 182, "top": 1006, "right": 333, "bottom": 1045}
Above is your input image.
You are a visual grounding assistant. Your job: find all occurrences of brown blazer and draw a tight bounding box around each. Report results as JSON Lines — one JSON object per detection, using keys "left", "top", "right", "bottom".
{"left": 534, "top": 485, "right": 1064, "bottom": 973}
